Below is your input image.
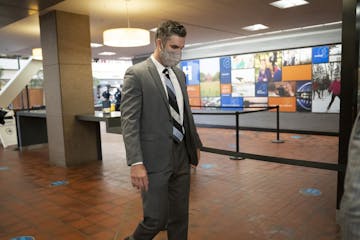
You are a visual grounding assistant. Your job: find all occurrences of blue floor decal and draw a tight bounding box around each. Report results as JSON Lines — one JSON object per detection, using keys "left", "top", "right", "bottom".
{"left": 10, "top": 236, "right": 35, "bottom": 240}
{"left": 51, "top": 180, "right": 68, "bottom": 186}
{"left": 299, "top": 188, "right": 321, "bottom": 196}
{"left": 201, "top": 164, "right": 215, "bottom": 169}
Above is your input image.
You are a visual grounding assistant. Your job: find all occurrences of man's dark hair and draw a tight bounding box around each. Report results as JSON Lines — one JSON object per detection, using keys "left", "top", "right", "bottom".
{"left": 155, "top": 20, "right": 187, "bottom": 44}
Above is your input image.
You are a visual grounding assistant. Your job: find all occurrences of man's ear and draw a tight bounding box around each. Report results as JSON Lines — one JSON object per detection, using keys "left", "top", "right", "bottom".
{"left": 156, "top": 39, "right": 164, "bottom": 50}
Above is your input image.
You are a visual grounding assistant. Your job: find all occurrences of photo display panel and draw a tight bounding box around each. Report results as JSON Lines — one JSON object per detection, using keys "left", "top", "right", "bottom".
{"left": 180, "top": 44, "right": 341, "bottom": 113}
{"left": 199, "top": 57, "right": 221, "bottom": 108}
{"left": 220, "top": 56, "right": 242, "bottom": 110}
{"left": 180, "top": 60, "right": 201, "bottom": 108}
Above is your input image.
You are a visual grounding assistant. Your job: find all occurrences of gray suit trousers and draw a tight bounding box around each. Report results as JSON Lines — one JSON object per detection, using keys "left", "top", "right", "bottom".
{"left": 133, "top": 140, "right": 191, "bottom": 240}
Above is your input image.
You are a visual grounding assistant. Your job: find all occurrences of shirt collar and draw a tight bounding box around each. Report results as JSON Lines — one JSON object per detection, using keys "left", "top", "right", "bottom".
{"left": 150, "top": 55, "right": 167, "bottom": 72}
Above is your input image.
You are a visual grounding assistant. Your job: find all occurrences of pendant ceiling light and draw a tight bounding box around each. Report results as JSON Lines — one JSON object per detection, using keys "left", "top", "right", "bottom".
{"left": 103, "top": 0, "right": 150, "bottom": 47}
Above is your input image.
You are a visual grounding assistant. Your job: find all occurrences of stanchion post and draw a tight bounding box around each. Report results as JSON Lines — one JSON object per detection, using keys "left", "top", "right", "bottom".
{"left": 25, "top": 85, "right": 30, "bottom": 111}
{"left": 230, "top": 111, "right": 245, "bottom": 160}
{"left": 272, "top": 105, "right": 284, "bottom": 143}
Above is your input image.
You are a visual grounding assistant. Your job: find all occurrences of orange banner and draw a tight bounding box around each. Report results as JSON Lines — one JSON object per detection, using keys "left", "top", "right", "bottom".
{"left": 221, "top": 84, "right": 232, "bottom": 95}
{"left": 282, "top": 64, "right": 312, "bottom": 81}
{"left": 187, "top": 85, "right": 200, "bottom": 98}
{"left": 189, "top": 98, "right": 201, "bottom": 109}
{"left": 268, "top": 97, "right": 296, "bottom": 112}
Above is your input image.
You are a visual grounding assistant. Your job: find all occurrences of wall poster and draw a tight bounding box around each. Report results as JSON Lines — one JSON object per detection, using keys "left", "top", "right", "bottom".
{"left": 312, "top": 62, "right": 341, "bottom": 113}
{"left": 199, "top": 57, "right": 220, "bottom": 107}
{"left": 180, "top": 44, "right": 341, "bottom": 113}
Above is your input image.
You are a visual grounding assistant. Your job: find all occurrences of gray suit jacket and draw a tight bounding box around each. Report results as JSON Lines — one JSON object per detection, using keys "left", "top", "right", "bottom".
{"left": 340, "top": 111, "right": 360, "bottom": 239}
{"left": 120, "top": 58, "right": 202, "bottom": 173}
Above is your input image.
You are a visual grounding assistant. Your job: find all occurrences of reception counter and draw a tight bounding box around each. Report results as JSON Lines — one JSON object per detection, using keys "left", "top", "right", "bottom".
{"left": 15, "top": 110, "right": 47, "bottom": 148}
{"left": 76, "top": 111, "right": 121, "bottom": 160}
{"left": 15, "top": 110, "right": 121, "bottom": 160}
{"left": 76, "top": 111, "right": 121, "bottom": 134}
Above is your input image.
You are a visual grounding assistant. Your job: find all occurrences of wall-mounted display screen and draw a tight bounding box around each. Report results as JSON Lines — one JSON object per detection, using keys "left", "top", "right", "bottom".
{"left": 180, "top": 44, "right": 341, "bottom": 113}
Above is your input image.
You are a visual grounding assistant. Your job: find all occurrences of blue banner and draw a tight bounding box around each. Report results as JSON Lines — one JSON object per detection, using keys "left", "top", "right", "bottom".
{"left": 296, "top": 80, "right": 312, "bottom": 112}
{"left": 255, "top": 82, "right": 268, "bottom": 97}
{"left": 221, "top": 94, "right": 243, "bottom": 110}
{"left": 312, "top": 46, "right": 329, "bottom": 64}
{"left": 220, "top": 57, "right": 232, "bottom": 84}
{"left": 180, "top": 60, "right": 200, "bottom": 85}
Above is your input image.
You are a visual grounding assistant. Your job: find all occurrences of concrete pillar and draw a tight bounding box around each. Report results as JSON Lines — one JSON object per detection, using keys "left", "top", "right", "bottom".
{"left": 39, "top": 10, "right": 98, "bottom": 167}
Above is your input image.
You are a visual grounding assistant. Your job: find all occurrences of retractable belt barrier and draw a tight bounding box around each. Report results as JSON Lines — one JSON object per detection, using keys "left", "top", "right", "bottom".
{"left": 192, "top": 105, "right": 345, "bottom": 172}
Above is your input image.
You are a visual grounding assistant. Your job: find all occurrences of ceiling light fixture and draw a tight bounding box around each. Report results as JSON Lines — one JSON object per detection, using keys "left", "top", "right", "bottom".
{"left": 242, "top": 24, "right": 269, "bottom": 31}
{"left": 32, "top": 48, "right": 42, "bottom": 60}
{"left": 98, "top": 52, "right": 116, "bottom": 56}
{"left": 270, "top": 0, "right": 309, "bottom": 9}
{"left": 91, "top": 43, "right": 103, "bottom": 48}
{"left": 103, "top": 0, "right": 150, "bottom": 47}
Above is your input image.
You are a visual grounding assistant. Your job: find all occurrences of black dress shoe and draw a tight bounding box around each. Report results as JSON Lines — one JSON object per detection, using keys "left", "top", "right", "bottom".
{"left": 161, "top": 224, "right": 168, "bottom": 231}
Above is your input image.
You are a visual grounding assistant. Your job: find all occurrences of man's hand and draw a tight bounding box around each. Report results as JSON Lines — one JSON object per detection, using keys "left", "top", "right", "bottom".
{"left": 130, "top": 164, "right": 149, "bottom": 192}
{"left": 191, "top": 148, "right": 201, "bottom": 168}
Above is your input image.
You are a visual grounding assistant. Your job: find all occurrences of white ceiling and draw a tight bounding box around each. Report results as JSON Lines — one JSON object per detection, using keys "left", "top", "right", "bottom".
{"left": 0, "top": 0, "right": 343, "bottom": 60}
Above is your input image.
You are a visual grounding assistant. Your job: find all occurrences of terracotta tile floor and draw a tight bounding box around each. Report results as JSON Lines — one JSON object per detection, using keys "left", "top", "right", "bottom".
{"left": 0, "top": 124, "right": 341, "bottom": 240}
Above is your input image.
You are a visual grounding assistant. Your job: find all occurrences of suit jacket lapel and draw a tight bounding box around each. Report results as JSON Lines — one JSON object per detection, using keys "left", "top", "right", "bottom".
{"left": 146, "top": 59, "right": 170, "bottom": 112}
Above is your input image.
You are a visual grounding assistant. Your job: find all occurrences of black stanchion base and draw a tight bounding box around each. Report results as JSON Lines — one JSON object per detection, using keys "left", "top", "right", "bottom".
{"left": 230, "top": 156, "right": 245, "bottom": 160}
{"left": 272, "top": 139, "right": 285, "bottom": 143}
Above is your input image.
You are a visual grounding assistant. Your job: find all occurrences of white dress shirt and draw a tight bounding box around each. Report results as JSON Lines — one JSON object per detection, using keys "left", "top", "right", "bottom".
{"left": 150, "top": 55, "right": 184, "bottom": 125}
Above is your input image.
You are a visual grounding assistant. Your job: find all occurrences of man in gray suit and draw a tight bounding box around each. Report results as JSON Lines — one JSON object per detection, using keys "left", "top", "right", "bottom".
{"left": 120, "top": 20, "right": 202, "bottom": 240}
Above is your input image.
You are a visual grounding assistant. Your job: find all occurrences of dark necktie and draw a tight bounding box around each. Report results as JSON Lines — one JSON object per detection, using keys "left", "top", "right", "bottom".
{"left": 163, "top": 68, "right": 184, "bottom": 143}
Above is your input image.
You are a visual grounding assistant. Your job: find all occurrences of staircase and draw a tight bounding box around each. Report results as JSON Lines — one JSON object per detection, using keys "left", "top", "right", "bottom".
{"left": 0, "top": 58, "right": 43, "bottom": 108}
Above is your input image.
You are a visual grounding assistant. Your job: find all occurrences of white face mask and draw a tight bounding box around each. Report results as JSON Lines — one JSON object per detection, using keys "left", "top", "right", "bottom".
{"left": 160, "top": 43, "right": 182, "bottom": 67}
